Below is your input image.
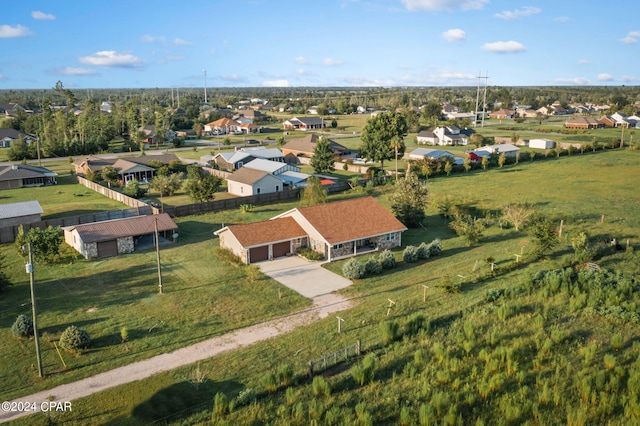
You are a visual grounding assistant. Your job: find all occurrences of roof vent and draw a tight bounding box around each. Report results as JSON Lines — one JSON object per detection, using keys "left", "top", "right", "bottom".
{"left": 11, "top": 164, "right": 18, "bottom": 170}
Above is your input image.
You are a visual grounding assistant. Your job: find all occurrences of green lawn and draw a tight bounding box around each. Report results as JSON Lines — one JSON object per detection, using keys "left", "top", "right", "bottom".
{"left": 8, "top": 150, "right": 639, "bottom": 425}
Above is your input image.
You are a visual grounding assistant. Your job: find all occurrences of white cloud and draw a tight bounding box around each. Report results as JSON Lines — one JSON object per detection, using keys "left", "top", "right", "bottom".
{"left": 141, "top": 34, "right": 165, "bottom": 43}
{"left": 621, "top": 75, "right": 640, "bottom": 83}
{"left": 442, "top": 28, "right": 466, "bottom": 42}
{"left": 0, "top": 74, "right": 5, "bottom": 80}
{"left": 295, "top": 69, "right": 315, "bottom": 76}
{"left": 32, "top": 11, "right": 56, "bottom": 20}
{"left": 481, "top": 40, "right": 527, "bottom": 53}
{"left": 263, "top": 79, "right": 290, "bottom": 87}
{"left": 323, "top": 58, "right": 343, "bottom": 66}
{"left": 554, "top": 77, "right": 591, "bottom": 85}
{"left": 495, "top": 6, "right": 541, "bottom": 20}
{"left": 438, "top": 71, "right": 475, "bottom": 80}
{"left": 400, "top": 0, "right": 488, "bottom": 11}
{"left": 0, "top": 24, "right": 32, "bottom": 38}
{"left": 56, "top": 67, "right": 97, "bottom": 76}
{"left": 597, "top": 73, "right": 613, "bottom": 81}
{"left": 554, "top": 16, "right": 569, "bottom": 22}
{"left": 295, "top": 56, "right": 309, "bottom": 65}
{"left": 79, "top": 51, "right": 144, "bottom": 68}
{"left": 621, "top": 31, "right": 640, "bottom": 44}
{"left": 173, "top": 38, "right": 191, "bottom": 46}
{"left": 220, "top": 74, "right": 247, "bottom": 83}
{"left": 577, "top": 59, "right": 591, "bottom": 65}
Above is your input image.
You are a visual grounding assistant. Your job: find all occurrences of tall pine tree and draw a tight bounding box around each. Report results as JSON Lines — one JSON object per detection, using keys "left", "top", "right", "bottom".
{"left": 310, "top": 137, "right": 335, "bottom": 174}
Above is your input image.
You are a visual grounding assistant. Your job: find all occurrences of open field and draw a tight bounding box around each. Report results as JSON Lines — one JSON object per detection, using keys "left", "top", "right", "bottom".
{"left": 6, "top": 149, "right": 639, "bottom": 424}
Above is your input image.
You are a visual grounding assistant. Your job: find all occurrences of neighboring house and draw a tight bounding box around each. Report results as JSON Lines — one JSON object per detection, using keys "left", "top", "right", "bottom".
{"left": 0, "top": 103, "right": 26, "bottom": 118}
{"left": 243, "top": 158, "right": 300, "bottom": 175}
{"left": 565, "top": 117, "right": 604, "bottom": 129}
{"left": 0, "top": 200, "right": 43, "bottom": 228}
{"left": 445, "top": 112, "right": 476, "bottom": 121}
{"left": 408, "top": 148, "right": 464, "bottom": 165}
{"left": 529, "top": 138, "right": 556, "bottom": 150}
{"left": 519, "top": 109, "right": 539, "bottom": 118}
{"left": 215, "top": 196, "right": 407, "bottom": 264}
{"left": 611, "top": 112, "right": 632, "bottom": 127}
{"left": 599, "top": 116, "right": 616, "bottom": 128}
{"left": 282, "top": 117, "right": 326, "bottom": 131}
{"left": 474, "top": 143, "right": 520, "bottom": 157}
{"left": 204, "top": 117, "right": 239, "bottom": 134}
{"left": 0, "top": 164, "right": 58, "bottom": 190}
{"left": 0, "top": 128, "right": 37, "bottom": 148}
{"left": 282, "top": 134, "right": 349, "bottom": 162}
{"left": 73, "top": 154, "right": 180, "bottom": 180}
{"left": 418, "top": 126, "right": 471, "bottom": 146}
{"left": 63, "top": 213, "right": 178, "bottom": 259}
{"left": 489, "top": 109, "right": 515, "bottom": 119}
{"left": 138, "top": 125, "right": 175, "bottom": 145}
{"left": 210, "top": 147, "right": 285, "bottom": 171}
{"left": 226, "top": 167, "right": 285, "bottom": 196}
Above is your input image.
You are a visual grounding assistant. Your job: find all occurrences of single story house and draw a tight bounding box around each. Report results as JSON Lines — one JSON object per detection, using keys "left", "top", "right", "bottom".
{"left": 215, "top": 196, "right": 407, "bottom": 264}
{"left": 63, "top": 213, "right": 178, "bottom": 259}
{"left": 565, "top": 116, "right": 604, "bottom": 129}
{"left": 282, "top": 134, "right": 349, "bottom": 162}
{"left": 416, "top": 130, "right": 437, "bottom": 145}
{"left": 243, "top": 158, "right": 300, "bottom": 175}
{"left": 489, "top": 109, "right": 515, "bottom": 119}
{"left": 408, "top": 148, "right": 464, "bottom": 165}
{"left": 204, "top": 118, "right": 239, "bottom": 134}
{"left": 210, "top": 147, "right": 285, "bottom": 171}
{"left": 0, "top": 164, "right": 58, "bottom": 190}
{"left": 282, "top": 117, "right": 327, "bottom": 131}
{"left": 226, "top": 168, "right": 286, "bottom": 196}
{"left": 474, "top": 143, "right": 520, "bottom": 158}
{"left": 0, "top": 128, "right": 37, "bottom": 148}
{"left": 73, "top": 154, "right": 180, "bottom": 181}
{"left": 0, "top": 200, "right": 43, "bottom": 228}
{"left": 528, "top": 138, "right": 556, "bottom": 150}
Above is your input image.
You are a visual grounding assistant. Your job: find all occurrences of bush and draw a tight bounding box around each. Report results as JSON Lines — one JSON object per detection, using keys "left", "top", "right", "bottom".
{"left": 277, "top": 363, "right": 294, "bottom": 387}
{"left": 352, "top": 354, "right": 376, "bottom": 386}
{"left": 364, "top": 257, "right": 383, "bottom": 275}
{"left": 427, "top": 238, "right": 442, "bottom": 256}
{"left": 296, "top": 247, "right": 324, "bottom": 261}
{"left": 236, "top": 388, "right": 256, "bottom": 406}
{"left": 403, "top": 245, "right": 419, "bottom": 263}
{"left": 343, "top": 258, "right": 365, "bottom": 279}
{"left": 312, "top": 376, "right": 332, "bottom": 397}
{"left": 416, "top": 242, "right": 431, "bottom": 260}
{"left": 59, "top": 325, "right": 91, "bottom": 351}
{"left": 11, "top": 314, "right": 33, "bottom": 338}
{"left": 380, "top": 320, "right": 400, "bottom": 345}
{"left": 262, "top": 372, "right": 278, "bottom": 393}
{"left": 213, "top": 392, "right": 228, "bottom": 416}
{"left": 379, "top": 250, "right": 396, "bottom": 270}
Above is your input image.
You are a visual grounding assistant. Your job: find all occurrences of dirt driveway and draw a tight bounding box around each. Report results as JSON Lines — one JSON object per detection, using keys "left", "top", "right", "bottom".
{"left": 257, "top": 256, "right": 353, "bottom": 298}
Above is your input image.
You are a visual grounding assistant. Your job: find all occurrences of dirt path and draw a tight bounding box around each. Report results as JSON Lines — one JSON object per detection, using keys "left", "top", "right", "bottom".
{"left": 0, "top": 293, "right": 352, "bottom": 423}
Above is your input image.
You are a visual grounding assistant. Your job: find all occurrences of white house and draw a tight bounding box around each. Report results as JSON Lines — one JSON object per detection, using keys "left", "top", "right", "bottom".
{"left": 474, "top": 143, "right": 520, "bottom": 157}
{"left": 226, "top": 168, "right": 285, "bottom": 196}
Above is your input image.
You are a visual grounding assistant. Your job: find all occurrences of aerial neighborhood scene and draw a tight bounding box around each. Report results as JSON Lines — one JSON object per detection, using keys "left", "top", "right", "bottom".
{"left": 2, "top": 0, "right": 640, "bottom": 424}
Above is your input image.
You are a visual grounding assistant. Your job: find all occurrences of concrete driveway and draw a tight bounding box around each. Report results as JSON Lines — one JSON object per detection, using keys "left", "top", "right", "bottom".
{"left": 258, "top": 256, "right": 352, "bottom": 298}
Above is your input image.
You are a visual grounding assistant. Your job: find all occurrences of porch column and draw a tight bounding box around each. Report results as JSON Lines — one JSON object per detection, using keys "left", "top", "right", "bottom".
{"left": 354, "top": 242, "right": 357, "bottom": 256}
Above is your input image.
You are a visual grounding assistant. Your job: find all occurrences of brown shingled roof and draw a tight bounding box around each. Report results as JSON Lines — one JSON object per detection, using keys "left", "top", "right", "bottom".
{"left": 227, "top": 167, "right": 272, "bottom": 185}
{"left": 224, "top": 217, "right": 306, "bottom": 247}
{"left": 67, "top": 213, "right": 177, "bottom": 243}
{"left": 296, "top": 196, "right": 406, "bottom": 244}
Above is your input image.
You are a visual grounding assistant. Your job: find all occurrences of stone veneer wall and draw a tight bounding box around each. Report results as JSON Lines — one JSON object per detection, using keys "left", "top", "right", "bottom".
{"left": 376, "top": 232, "right": 402, "bottom": 250}
{"left": 85, "top": 242, "right": 98, "bottom": 259}
{"left": 118, "top": 236, "right": 134, "bottom": 254}
{"left": 331, "top": 242, "right": 355, "bottom": 258}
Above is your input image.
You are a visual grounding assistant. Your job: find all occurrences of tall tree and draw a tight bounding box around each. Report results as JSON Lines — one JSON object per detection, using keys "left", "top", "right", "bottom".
{"left": 310, "top": 137, "right": 334, "bottom": 174}
{"left": 300, "top": 176, "right": 327, "bottom": 206}
{"left": 390, "top": 172, "right": 428, "bottom": 228}
{"left": 359, "top": 112, "right": 407, "bottom": 172}
{"left": 184, "top": 165, "right": 222, "bottom": 202}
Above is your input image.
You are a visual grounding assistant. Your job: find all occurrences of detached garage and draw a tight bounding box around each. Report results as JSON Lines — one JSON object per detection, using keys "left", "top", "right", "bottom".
{"left": 215, "top": 217, "right": 308, "bottom": 264}
{"left": 64, "top": 213, "right": 178, "bottom": 259}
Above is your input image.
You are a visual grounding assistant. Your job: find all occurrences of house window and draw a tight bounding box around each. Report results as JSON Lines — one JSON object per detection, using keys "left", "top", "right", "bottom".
{"left": 276, "top": 185, "right": 280, "bottom": 192}
{"left": 241, "top": 187, "right": 243, "bottom": 194}
{"left": 237, "top": 161, "right": 243, "bottom": 168}
{"left": 257, "top": 188, "right": 261, "bottom": 194}
{"left": 386, "top": 233, "right": 396, "bottom": 241}
{"left": 333, "top": 243, "right": 344, "bottom": 250}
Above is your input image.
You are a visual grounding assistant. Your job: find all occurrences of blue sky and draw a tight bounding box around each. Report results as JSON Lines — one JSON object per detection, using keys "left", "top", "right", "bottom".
{"left": 1, "top": 0, "right": 639, "bottom": 89}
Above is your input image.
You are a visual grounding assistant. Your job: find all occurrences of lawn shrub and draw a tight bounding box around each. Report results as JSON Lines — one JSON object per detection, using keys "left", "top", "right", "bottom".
{"left": 236, "top": 388, "right": 256, "bottom": 406}
{"left": 296, "top": 247, "right": 324, "bottom": 261}
{"left": 378, "top": 249, "right": 396, "bottom": 269}
{"left": 343, "top": 258, "right": 365, "bottom": 279}
{"left": 404, "top": 313, "right": 427, "bottom": 336}
{"left": 262, "top": 372, "right": 278, "bottom": 393}
{"left": 59, "top": 325, "right": 91, "bottom": 351}
{"left": 426, "top": 238, "right": 442, "bottom": 256}
{"left": 403, "top": 245, "right": 419, "bottom": 263}
{"left": 352, "top": 354, "right": 376, "bottom": 386}
{"left": 213, "top": 392, "right": 228, "bottom": 416}
{"left": 416, "top": 242, "right": 430, "bottom": 260}
{"left": 611, "top": 334, "right": 624, "bottom": 350}
{"left": 11, "top": 314, "right": 33, "bottom": 338}
{"left": 277, "top": 363, "right": 294, "bottom": 387}
{"left": 364, "top": 257, "right": 382, "bottom": 275}
{"left": 311, "top": 376, "right": 331, "bottom": 397}
{"left": 214, "top": 248, "right": 243, "bottom": 266}
{"left": 380, "top": 320, "right": 400, "bottom": 346}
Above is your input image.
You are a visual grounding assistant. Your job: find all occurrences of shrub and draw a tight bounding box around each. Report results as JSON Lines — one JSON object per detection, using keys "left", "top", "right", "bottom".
{"left": 352, "top": 354, "right": 376, "bottom": 386}
{"left": 277, "top": 363, "right": 294, "bottom": 387}
{"left": 403, "top": 245, "right": 419, "bottom": 263}
{"left": 59, "top": 325, "right": 91, "bottom": 351}
{"left": 262, "top": 371, "right": 278, "bottom": 393}
{"left": 343, "top": 258, "right": 365, "bottom": 279}
{"left": 213, "top": 392, "right": 228, "bottom": 416}
{"left": 312, "top": 376, "right": 332, "bottom": 397}
{"left": 295, "top": 247, "right": 324, "bottom": 261}
{"left": 236, "top": 388, "right": 256, "bottom": 406}
{"left": 380, "top": 320, "right": 400, "bottom": 346}
{"left": 379, "top": 250, "right": 396, "bottom": 269}
{"left": 611, "top": 333, "right": 624, "bottom": 350}
{"left": 364, "top": 257, "right": 383, "bottom": 275}
{"left": 416, "top": 242, "right": 430, "bottom": 260}
{"left": 11, "top": 314, "right": 33, "bottom": 338}
{"left": 427, "top": 238, "right": 442, "bottom": 256}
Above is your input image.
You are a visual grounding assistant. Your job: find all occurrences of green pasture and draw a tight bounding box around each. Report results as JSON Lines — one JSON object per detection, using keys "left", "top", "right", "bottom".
{"left": 8, "top": 149, "right": 639, "bottom": 424}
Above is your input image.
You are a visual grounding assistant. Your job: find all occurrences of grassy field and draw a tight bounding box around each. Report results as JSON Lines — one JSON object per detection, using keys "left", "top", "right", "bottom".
{"left": 8, "top": 149, "right": 639, "bottom": 425}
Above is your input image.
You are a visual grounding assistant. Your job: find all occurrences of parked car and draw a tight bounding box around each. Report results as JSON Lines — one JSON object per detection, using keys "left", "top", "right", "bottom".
{"left": 246, "top": 139, "right": 260, "bottom": 144}
{"left": 232, "top": 130, "right": 243, "bottom": 135}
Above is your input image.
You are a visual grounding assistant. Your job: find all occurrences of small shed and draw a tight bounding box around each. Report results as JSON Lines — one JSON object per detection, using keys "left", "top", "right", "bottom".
{"left": 63, "top": 213, "right": 178, "bottom": 259}
{"left": 529, "top": 138, "right": 556, "bottom": 149}
{"left": 0, "top": 200, "right": 43, "bottom": 228}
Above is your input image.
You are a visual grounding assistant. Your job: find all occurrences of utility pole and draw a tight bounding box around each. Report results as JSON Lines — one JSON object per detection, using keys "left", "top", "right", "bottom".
{"left": 26, "top": 243, "right": 44, "bottom": 377}
{"left": 154, "top": 217, "right": 163, "bottom": 294}
{"left": 203, "top": 69, "right": 208, "bottom": 105}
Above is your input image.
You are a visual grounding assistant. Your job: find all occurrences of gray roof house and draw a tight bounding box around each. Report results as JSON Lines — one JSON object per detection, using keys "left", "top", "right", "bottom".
{"left": 0, "top": 165, "right": 58, "bottom": 190}
{"left": 474, "top": 143, "right": 520, "bottom": 157}
{"left": 0, "top": 200, "right": 43, "bottom": 228}
{"left": 210, "top": 147, "right": 285, "bottom": 171}
{"left": 0, "top": 128, "right": 37, "bottom": 148}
